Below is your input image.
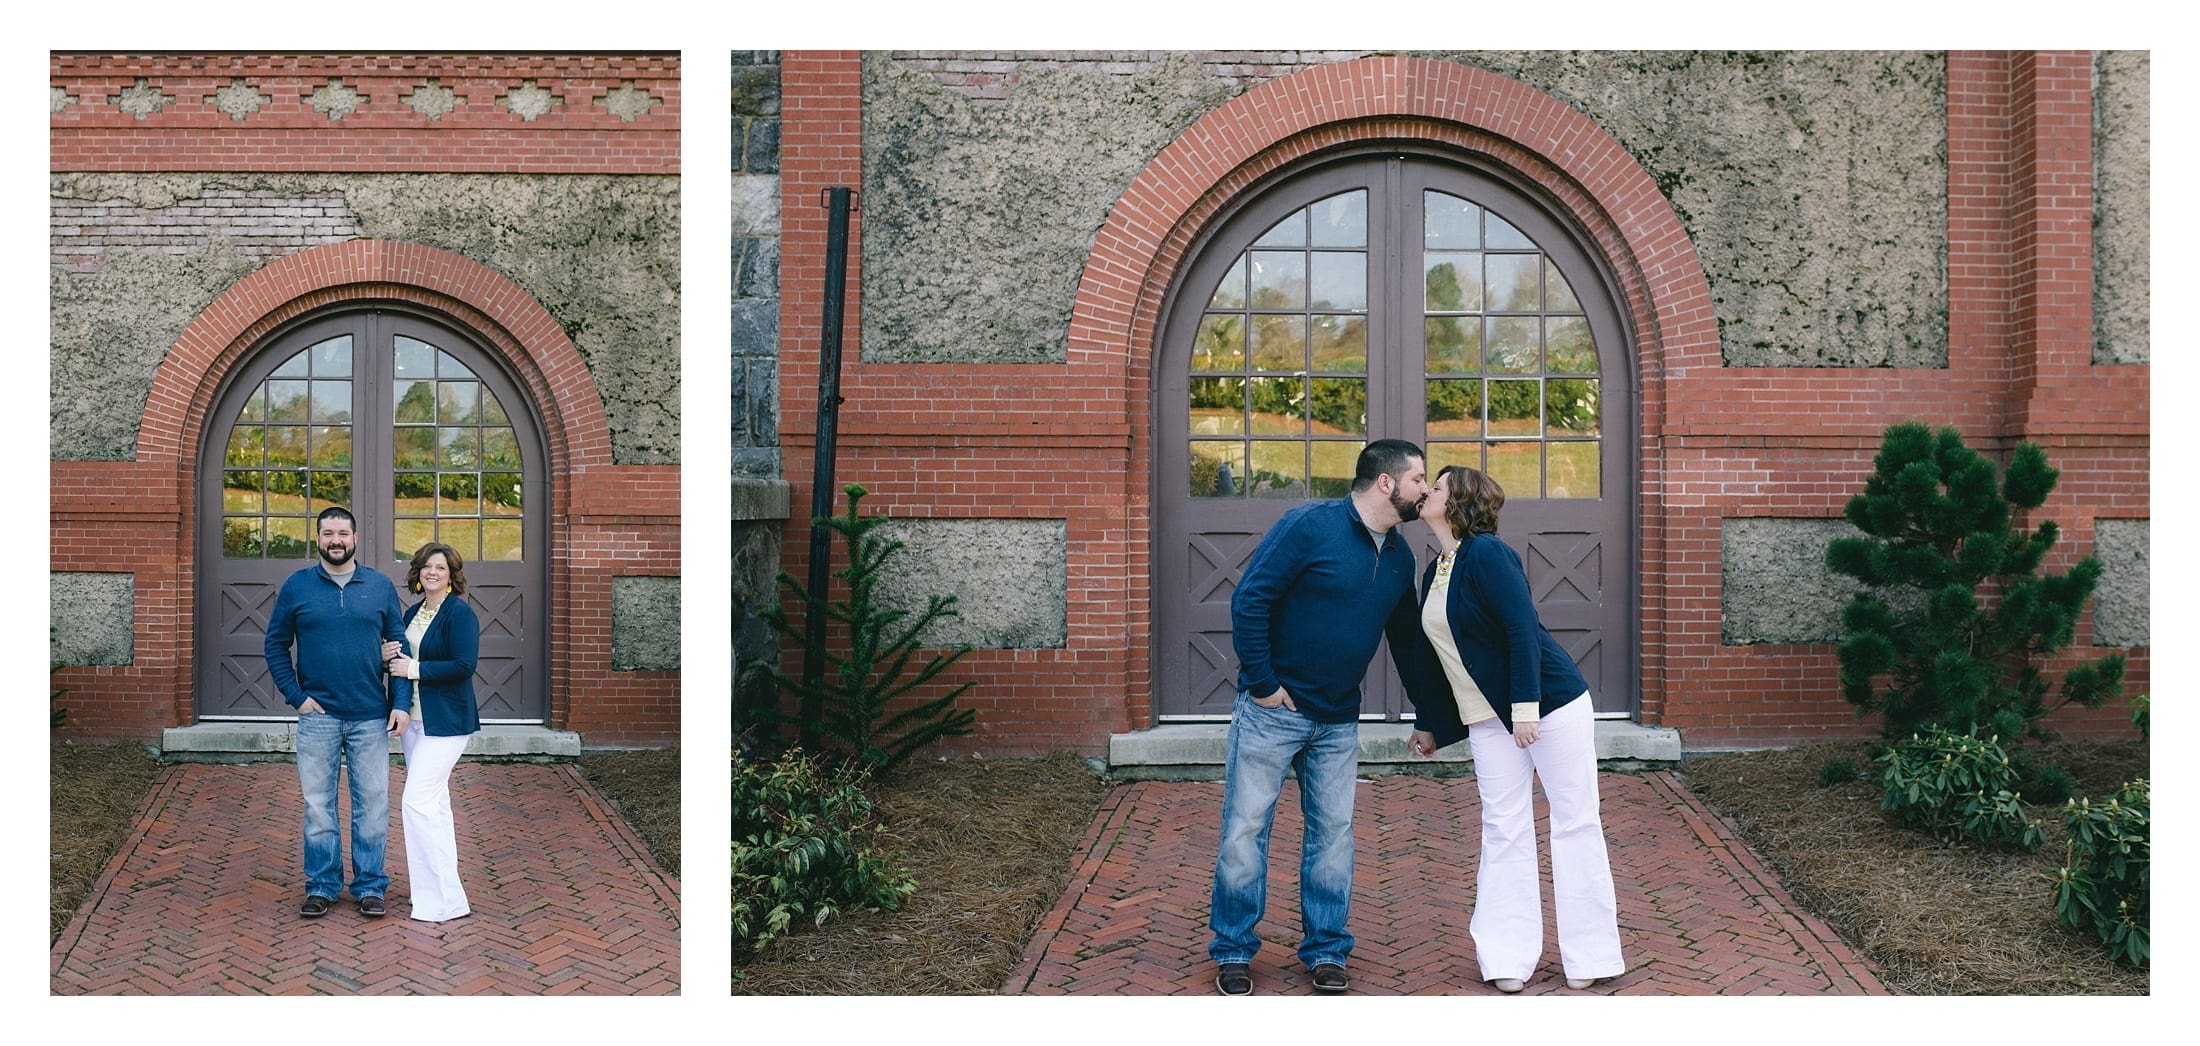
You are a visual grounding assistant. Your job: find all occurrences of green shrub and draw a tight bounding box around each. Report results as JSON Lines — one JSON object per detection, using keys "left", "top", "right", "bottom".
{"left": 2009, "top": 751, "right": 2078, "bottom": 806}
{"left": 1818, "top": 757, "right": 1859, "bottom": 787}
{"left": 2051, "top": 778, "right": 2149, "bottom": 968}
{"left": 1875, "top": 727, "right": 2043, "bottom": 852}
{"left": 732, "top": 748, "right": 916, "bottom": 953}
{"left": 2130, "top": 693, "right": 2149, "bottom": 740}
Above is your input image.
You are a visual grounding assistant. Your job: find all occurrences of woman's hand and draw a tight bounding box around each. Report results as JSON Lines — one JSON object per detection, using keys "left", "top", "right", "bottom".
{"left": 1407, "top": 730, "right": 1439, "bottom": 758}
{"left": 382, "top": 640, "right": 403, "bottom": 662}
{"left": 388, "top": 654, "right": 418, "bottom": 680}
{"left": 1513, "top": 721, "right": 1541, "bottom": 749}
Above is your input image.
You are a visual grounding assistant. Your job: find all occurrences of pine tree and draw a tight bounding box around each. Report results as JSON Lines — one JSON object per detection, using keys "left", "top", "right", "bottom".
{"left": 743, "top": 484, "right": 977, "bottom": 770}
{"left": 1827, "top": 423, "right": 2124, "bottom": 741}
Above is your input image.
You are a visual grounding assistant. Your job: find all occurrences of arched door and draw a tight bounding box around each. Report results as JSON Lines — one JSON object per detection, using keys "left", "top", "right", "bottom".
{"left": 1156, "top": 153, "right": 1636, "bottom": 720}
{"left": 196, "top": 307, "right": 549, "bottom": 722}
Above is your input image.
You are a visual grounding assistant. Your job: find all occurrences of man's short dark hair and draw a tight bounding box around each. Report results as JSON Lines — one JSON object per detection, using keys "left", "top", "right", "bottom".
{"left": 315, "top": 506, "right": 357, "bottom": 531}
{"left": 1351, "top": 439, "right": 1425, "bottom": 492}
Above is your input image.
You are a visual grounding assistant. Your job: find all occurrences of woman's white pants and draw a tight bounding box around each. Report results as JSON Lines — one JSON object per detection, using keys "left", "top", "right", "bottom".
{"left": 1466, "top": 694, "right": 1625, "bottom": 981}
{"left": 400, "top": 724, "right": 473, "bottom": 922}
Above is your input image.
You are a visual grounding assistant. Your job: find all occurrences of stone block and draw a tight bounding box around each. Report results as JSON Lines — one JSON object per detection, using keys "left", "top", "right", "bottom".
{"left": 611, "top": 575, "right": 681, "bottom": 671}
{"left": 2092, "top": 518, "right": 2148, "bottom": 647}
{"left": 50, "top": 571, "right": 134, "bottom": 666}
{"left": 1721, "top": 518, "right": 1861, "bottom": 644}
{"left": 876, "top": 518, "right": 1068, "bottom": 649}
{"left": 2094, "top": 50, "right": 2149, "bottom": 366}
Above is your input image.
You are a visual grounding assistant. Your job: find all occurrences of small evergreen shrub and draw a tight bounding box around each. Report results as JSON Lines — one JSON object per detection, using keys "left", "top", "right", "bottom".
{"left": 1875, "top": 727, "right": 2043, "bottom": 852}
{"left": 1818, "top": 757, "right": 1859, "bottom": 787}
{"left": 732, "top": 748, "right": 916, "bottom": 953}
{"left": 2051, "top": 778, "right": 2149, "bottom": 967}
{"left": 2009, "top": 751, "right": 2078, "bottom": 806}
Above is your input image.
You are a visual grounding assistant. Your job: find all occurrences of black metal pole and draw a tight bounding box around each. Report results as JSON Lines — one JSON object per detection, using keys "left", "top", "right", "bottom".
{"left": 799, "top": 187, "right": 854, "bottom": 751}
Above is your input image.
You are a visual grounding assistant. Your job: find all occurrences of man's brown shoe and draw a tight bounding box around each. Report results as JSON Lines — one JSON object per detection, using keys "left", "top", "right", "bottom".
{"left": 300, "top": 895, "right": 332, "bottom": 918}
{"left": 1312, "top": 962, "right": 1349, "bottom": 993}
{"left": 358, "top": 895, "right": 386, "bottom": 918}
{"left": 1215, "top": 962, "right": 1252, "bottom": 996}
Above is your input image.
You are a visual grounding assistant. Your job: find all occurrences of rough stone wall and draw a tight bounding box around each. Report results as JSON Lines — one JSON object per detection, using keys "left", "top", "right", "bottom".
{"left": 877, "top": 519, "right": 1068, "bottom": 649}
{"left": 732, "top": 53, "right": 792, "bottom": 727}
{"left": 863, "top": 50, "right": 1947, "bottom": 368}
{"left": 1720, "top": 518, "right": 1867, "bottom": 644}
{"left": 50, "top": 572, "right": 134, "bottom": 666}
{"left": 2091, "top": 519, "right": 2148, "bottom": 648}
{"left": 2093, "top": 50, "right": 2148, "bottom": 366}
{"left": 48, "top": 171, "right": 680, "bottom": 464}
{"left": 610, "top": 576, "right": 681, "bottom": 670}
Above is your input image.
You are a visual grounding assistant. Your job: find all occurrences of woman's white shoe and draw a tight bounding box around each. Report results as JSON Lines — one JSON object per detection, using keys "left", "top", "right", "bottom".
{"left": 1492, "top": 978, "right": 1525, "bottom": 993}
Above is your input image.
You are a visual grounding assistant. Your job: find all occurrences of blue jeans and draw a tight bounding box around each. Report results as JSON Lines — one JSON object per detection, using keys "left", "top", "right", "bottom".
{"left": 295, "top": 712, "right": 390, "bottom": 900}
{"left": 1208, "top": 690, "right": 1360, "bottom": 969}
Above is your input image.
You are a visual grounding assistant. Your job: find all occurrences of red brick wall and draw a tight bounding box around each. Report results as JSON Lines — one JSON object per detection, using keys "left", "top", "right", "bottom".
{"left": 776, "top": 50, "right": 2145, "bottom": 755}
{"left": 50, "top": 53, "right": 682, "bottom": 745}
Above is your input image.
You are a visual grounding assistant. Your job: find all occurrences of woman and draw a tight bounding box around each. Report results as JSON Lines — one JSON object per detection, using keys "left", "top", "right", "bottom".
{"left": 1405, "top": 465, "right": 1625, "bottom": 992}
{"left": 384, "top": 541, "right": 482, "bottom": 923}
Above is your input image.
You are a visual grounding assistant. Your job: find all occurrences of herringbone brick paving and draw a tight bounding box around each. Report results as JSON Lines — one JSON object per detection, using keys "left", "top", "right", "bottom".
{"left": 51, "top": 760, "right": 678, "bottom": 995}
{"left": 1006, "top": 770, "right": 1891, "bottom": 996}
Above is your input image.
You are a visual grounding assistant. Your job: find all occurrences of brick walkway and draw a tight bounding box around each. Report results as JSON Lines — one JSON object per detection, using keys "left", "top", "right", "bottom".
{"left": 1006, "top": 770, "right": 1891, "bottom": 996}
{"left": 50, "top": 761, "right": 679, "bottom": 995}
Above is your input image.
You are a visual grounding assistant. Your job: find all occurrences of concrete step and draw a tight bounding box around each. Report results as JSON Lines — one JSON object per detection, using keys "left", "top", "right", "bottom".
{"left": 1107, "top": 720, "right": 1683, "bottom": 781}
{"left": 159, "top": 723, "right": 583, "bottom": 762}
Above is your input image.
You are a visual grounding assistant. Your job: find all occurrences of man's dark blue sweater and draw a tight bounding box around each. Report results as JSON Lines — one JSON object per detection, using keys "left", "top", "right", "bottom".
{"left": 1231, "top": 496, "right": 1424, "bottom": 724}
{"left": 263, "top": 563, "right": 413, "bottom": 722}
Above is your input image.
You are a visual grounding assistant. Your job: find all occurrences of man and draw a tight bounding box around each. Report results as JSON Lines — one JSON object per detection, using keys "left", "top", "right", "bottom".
{"left": 1209, "top": 438, "right": 1433, "bottom": 995}
{"left": 263, "top": 506, "right": 413, "bottom": 919}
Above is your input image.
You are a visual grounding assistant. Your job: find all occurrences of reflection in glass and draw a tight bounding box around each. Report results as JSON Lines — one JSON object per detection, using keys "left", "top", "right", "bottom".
{"left": 1310, "top": 442, "right": 1358, "bottom": 498}
{"left": 272, "top": 351, "right": 310, "bottom": 378}
{"left": 311, "top": 335, "right": 352, "bottom": 377}
{"left": 394, "top": 427, "right": 436, "bottom": 469}
{"left": 481, "top": 387, "right": 510, "bottom": 426}
{"left": 438, "top": 427, "right": 479, "bottom": 469}
{"left": 395, "top": 337, "right": 434, "bottom": 378}
{"left": 1311, "top": 192, "right": 1367, "bottom": 248}
{"left": 268, "top": 517, "right": 311, "bottom": 559}
{"left": 1488, "top": 441, "right": 1540, "bottom": 498}
{"left": 1426, "top": 379, "right": 1482, "bottom": 437}
{"left": 1248, "top": 440, "right": 1307, "bottom": 498}
{"left": 1193, "top": 315, "right": 1246, "bottom": 372}
{"left": 1308, "top": 378, "right": 1367, "bottom": 436}
{"left": 1485, "top": 254, "right": 1541, "bottom": 312}
{"left": 309, "top": 426, "right": 352, "bottom": 468}
{"left": 483, "top": 473, "right": 523, "bottom": 515}
{"left": 268, "top": 380, "right": 310, "bottom": 422}
{"left": 1248, "top": 377, "right": 1304, "bottom": 436}
{"left": 1487, "top": 213, "right": 1534, "bottom": 250}
{"left": 1546, "top": 317, "right": 1596, "bottom": 373}
{"left": 395, "top": 380, "right": 435, "bottom": 423}
{"left": 438, "top": 473, "right": 481, "bottom": 516}
{"left": 1547, "top": 379, "right": 1600, "bottom": 436}
{"left": 1486, "top": 317, "right": 1539, "bottom": 373}
{"left": 1425, "top": 191, "right": 1481, "bottom": 249}
{"left": 223, "top": 471, "right": 262, "bottom": 513}
{"left": 1309, "top": 252, "right": 1367, "bottom": 311}
{"left": 482, "top": 428, "right": 521, "bottom": 469}
{"left": 395, "top": 472, "right": 436, "bottom": 512}
{"left": 1190, "top": 440, "right": 1247, "bottom": 498}
{"left": 1252, "top": 210, "right": 1305, "bottom": 248}
{"left": 437, "top": 351, "right": 475, "bottom": 382}
{"left": 1545, "top": 258, "right": 1581, "bottom": 312}
{"left": 1425, "top": 317, "right": 1481, "bottom": 374}
{"left": 438, "top": 382, "right": 479, "bottom": 424}
{"left": 1189, "top": 377, "right": 1247, "bottom": 435}
{"left": 1488, "top": 379, "right": 1542, "bottom": 437}
{"left": 1248, "top": 315, "right": 1305, "bottom": 371}
{"left": 222, "top": 517, "right": 263, "bottom": 558}
{"left": 235, "top": 387, "right": 266, "bottom": 424}
{"left": 1207, "top": 255, "right": 1247, "bottom": 309}
{"left": 1427, "top": 441, "right": 1479, "bottom": 478}
{"left": 1547, "top": 441, "right": 1599, "bottom": 499}
{"left": 395, "top": 518, "right": 435, "bottom": 558}
{"left": 482, "top": 519, "right": 523, "bottom": 561}
{"left": 1249, "top": 252, "right": 1305, "bottom": 309}
{"left": 309, "top": 470, "right": 351, "bottom": 513}
{"left": 1424, "top": 254, "right": 1481, "bottom": 311}
{"left": 1310, "top": 316, "right": 1367, "bottom": 372}
{"left": 267, "top": 426, "right": 308, "bottom": 467}
{"left": 227, "top": 426, "right": 265, "bottom": 467}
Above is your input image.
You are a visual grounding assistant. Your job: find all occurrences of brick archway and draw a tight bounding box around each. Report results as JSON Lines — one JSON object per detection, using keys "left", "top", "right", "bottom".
{"left": 1068, "top": 56, "right": 1718, "bottom": 728}
{"left": 146, "top": 239, "right": 611, "bottom": 731}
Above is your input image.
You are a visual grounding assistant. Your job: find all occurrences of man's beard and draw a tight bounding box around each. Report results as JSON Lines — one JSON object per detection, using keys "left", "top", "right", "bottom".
{"left": 1388, "top": 488, "right": 1422, "bottom": 524}
{"left": 319, "top": 542, "right": 355, "bottom": 567}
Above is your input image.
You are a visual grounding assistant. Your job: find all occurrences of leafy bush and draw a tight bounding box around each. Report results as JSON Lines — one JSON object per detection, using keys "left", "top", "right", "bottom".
{"left": 2130, "top": 693, "right": 2149, "bottom": 740}
{"left": 1875, "top": 727, "right": 2043, "bottom": 852}
{"left": 1828, "top": 423, "right": 2124, "bottom": 742}
{"left": 732, "top": 748, "right": 916, "bottom": 953}
{"left": 2050, "top": 778, "right": 2149, "bottom": 967}
{"left": 1818, "top": 757, "right": 1859, "bottom": 787}
{"left": 744, "top": 483, "right": 978, "bottom": 771}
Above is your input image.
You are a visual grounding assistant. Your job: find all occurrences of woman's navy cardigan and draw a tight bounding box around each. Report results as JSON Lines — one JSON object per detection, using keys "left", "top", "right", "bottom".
{"left": 1406, "top": 531, "right": 1588, "bottom": 750}
{"left": 402, "top": 596, "right": 483, "bottom": 737}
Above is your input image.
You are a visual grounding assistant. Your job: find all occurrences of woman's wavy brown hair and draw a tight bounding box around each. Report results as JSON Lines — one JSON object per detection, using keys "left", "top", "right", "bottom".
{"left": 404, "top": 541, "right": 468, "bottom": 596}
{"left": 1438, "top": 465, "right": 1506, "bottom": 539}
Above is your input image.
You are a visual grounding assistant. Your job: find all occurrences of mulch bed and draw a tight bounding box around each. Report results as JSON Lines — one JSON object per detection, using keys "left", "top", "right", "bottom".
{"left": 578, "top": 748, "right": 681, "bottom": 873}
{"left": 50, "top": 741, "right": 164, "bottom": 942}
{"left": 732, "top": 753, "right": 1111, "bottom": 995}
{"left": 1681, "top": 739, "right": 2149, "bottom": 995}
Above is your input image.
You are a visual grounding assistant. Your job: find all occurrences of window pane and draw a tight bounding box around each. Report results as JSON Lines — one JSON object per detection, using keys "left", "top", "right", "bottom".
{"left": 267, "top": 426, "right": 308, "bottom": 467}
{"left": 1488, "top": 379, "right": 1542, "bottom": 437}
{"left": 222, "top": 470, "right": 262, "bottom": 513}
{"left": 482, "top": 519, "right": 523, "bottom": 561}
{"left": 1546, "top": 316, "right": 1596, "bottom": 373}
{"left": 1247, "top": 441, "right": 1307, "bottom": 499}
{"left": 1425, "top": 317, "right": 1481, "bottom": 375}
{"left": 308, "top": 426, "right": 352, "bottom": 468}
{"left": 1252, "top": 209, "right": 1305, "bottom": 248}
{"left": 1486, "top": 212, "right": 1534, "bottom": 250}
{"left": 234, "top": 386, "right": 266, "bottom": 424}
{"left": 308, "top": 381, "right": 350, "bottom": 423}
{"left": 1311, "top": 192, "right": 1367, "bottom": 248}
{"left": 271, "top": 351, "right": 309, "bottom": 378}
{"left": 437, "top": 472, "right": 481, "bottom": 516}
{"left": 1424, "top": 253, "right": 1481, "bottom": 311}
{"left": 437, "top": 351, "right": 476, "bottom": 381}
{"left": 1546, "top": 258, "right": 1582, "bottom": 312}
{"left": 1548, "top": 441, "right": 1600, "bottom": 499}
{"left": 394, "top": 427, "right": 436, "bottom": 469}
{"left": 1486, "top": 317, "right": 1538, "bottom": 374}
{"left": 1485, "top": 254, "right": 1541, "bottom": 312}
{"left": 1309, "top": 378, "right": 1366, "bottom": 437}
{"left": 308, "top": 470, "right": 351, "bottom": 513}
{"left": 1310, "top": 442, "right": 1358, "bottom": 498}
{"left": 1190, "top": 441, "right": 1247, "bottom": 498}
{"left": 222, "top": 517, "right": 263, "bottom": 558}
{"left": 1425, "top": 191, "right": 1481, "bottom": 250}
{"left": 1248, "top": 251, "right": 1305, "bottom": 309}
{"left": 480, "top": 386, "right": 510, "bottom": 426}
{"left": 395, "top": 472, "right": 436, "bottom": 514}
{"left": 267, "top": 380, "right": 309, "bottom": 422}
{"left": 310, "top": 335, "right": 352, "bottom": 377}
{"left": 1310, "top": 315, "right": 1367, "bottom": 372}
{"left": 1426, "top": 379, "right": 1483, "bottom": 437}
{"left": 1189, "top": 377, "right": 1246, "bottom": 436}
{"left": 1426, "top": 441, "right": 1481, "bottom": 478}
{"left": 265, "top": 469, "right": 306, "bottom": 513}
{"left": 1207, "top": 255, "right": 1247, "bottom": 310}
{"left": 1547, "top": 379, "right": 1600, "bottom": 436}
{"left": 482, "top": 473, "right": 523, "bottom": 516}
{"left": 482, "top": 427, "right": 521, "bottom": 469}
{"left": 267, "top": 517, "right": 312, "bottom": 558}
{"left": 438, "top": 427, "right": 479, "bottom": 469}
{"left": 394, "top": 380, "right": 436, "bottom": 423}
{"left": 226, "top": 425, "right": 265, "bottom": 467}
{"left": 1248, "top": 314, "right": 1305, "bottom": 372}
{"left": 438, "top": 382, "right": 479, "bottom": 424}
{"left": 1487, "top": 442, "right": 1540, "bottom": 498}
{"left": 1248, "top": 377, "right": 1304, "bottom": 435}
{"left": 1193, "top": 315, "right": 1246, "bottom": 372}
{"left": 395, "top": 518, "right": 435, "bottom": 558}
{"left": 394, "top": 337, "right": 434, "bottom": 378}
{"left": 1309, "top": 252, "right": 1366, "bottom": 311}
